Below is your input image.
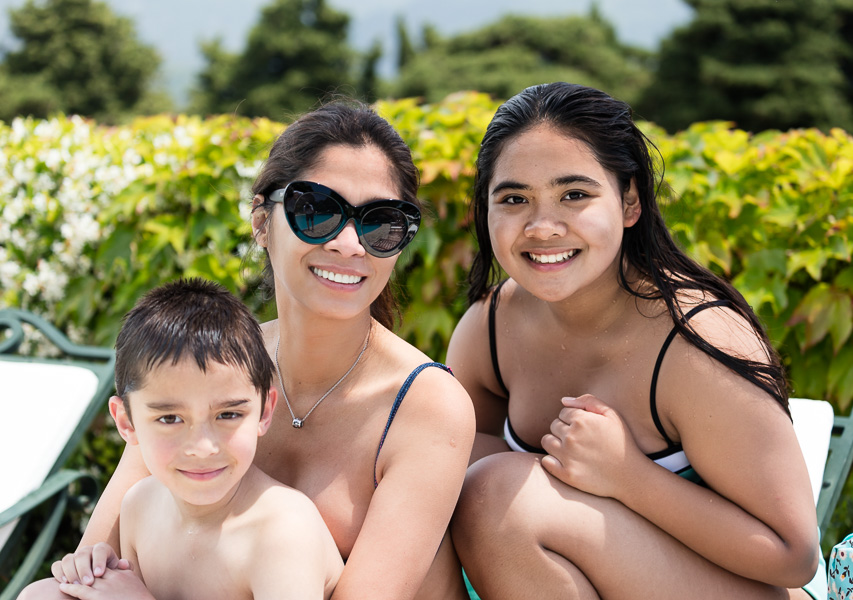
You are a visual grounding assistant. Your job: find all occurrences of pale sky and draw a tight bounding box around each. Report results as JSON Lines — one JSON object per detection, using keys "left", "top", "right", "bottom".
{"left": 0, "top": 0, "right": 693, "bottom": 105}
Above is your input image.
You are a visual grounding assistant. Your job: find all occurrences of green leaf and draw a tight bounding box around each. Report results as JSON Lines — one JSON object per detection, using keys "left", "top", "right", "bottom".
{"left": 787, "top": 248, "right": 829, "bottom": 281}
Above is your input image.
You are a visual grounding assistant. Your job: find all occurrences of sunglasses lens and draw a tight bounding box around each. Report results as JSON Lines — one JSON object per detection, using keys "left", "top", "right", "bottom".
{"left": 291, "top": 191, "right": 342, "bottom": 239}
{"left": 361, "top": 207, "right": 410, "bottom": 253}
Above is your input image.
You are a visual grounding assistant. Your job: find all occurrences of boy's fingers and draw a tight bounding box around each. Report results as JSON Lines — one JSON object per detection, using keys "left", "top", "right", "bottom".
{"left": 93, "top": 544, "right": 114, "bottom": 575}
{"left": 51, "top": 560, "right": 68, "bottom": 583}
{"left": 58, "top": 582, "right": 93, "bottom": 599}
{"left": 73, "top": 553, "right": 95, "bottom": 585}
{"left": 60, "top": 553, "right": 81, "bottom": 585}
{"left": 117, "top": 558, "right": 132, "bottom": 571}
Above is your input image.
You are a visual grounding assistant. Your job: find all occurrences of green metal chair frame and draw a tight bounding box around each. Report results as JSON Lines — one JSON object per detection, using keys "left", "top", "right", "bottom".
{"left": 0, "top": 308, "right": 115, "bottom": 600}
{"left": 818, "top": 410, "right": 853, "bottom": 541}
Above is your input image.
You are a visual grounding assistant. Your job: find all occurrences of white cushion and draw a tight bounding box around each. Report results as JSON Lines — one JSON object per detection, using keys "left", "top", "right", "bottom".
{"left": 789, "top": 397, "right": 835, "bottom": 506}
{"left": 0, "top": 361, "right": 99, "bottom": 548}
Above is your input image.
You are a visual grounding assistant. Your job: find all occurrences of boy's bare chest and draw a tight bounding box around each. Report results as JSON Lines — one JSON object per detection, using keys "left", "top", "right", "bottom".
{"left": 135, "top": 531, "right": 251, "bottom": 600}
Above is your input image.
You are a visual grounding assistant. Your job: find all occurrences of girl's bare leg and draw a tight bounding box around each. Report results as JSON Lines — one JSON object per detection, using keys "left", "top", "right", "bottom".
{"left": 452, "top": 453, "right": 810, "bottom": 600}
{"left": 17, "top": 578, "right": 74, "bottom": 600}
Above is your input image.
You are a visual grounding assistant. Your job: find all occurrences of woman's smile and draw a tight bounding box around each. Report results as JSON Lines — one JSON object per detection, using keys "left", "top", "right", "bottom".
{"left": 310, "top": 266, "right": 366, "bottom": 285}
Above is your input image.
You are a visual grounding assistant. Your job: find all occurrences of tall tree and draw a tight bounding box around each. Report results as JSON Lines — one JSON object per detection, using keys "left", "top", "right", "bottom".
{"left": 358, "top": 39, "right": 383, "bottom": 103}
{"left": 390, "top": 11, "right": 651, "bottom": 105}
{"left": 190, "top": 0, "right": 354, "bottom": 119}
{"left": 395, "top": 16, "right": 415, "bottom": 71}
{"left": 638, "top": 0, "right": 853, "bottom": 132}
{"left": 0, "top": 0, "right": 165, "bottom": 122}
{"left": 838, "top": 0, "right": 853, "bottom": 108}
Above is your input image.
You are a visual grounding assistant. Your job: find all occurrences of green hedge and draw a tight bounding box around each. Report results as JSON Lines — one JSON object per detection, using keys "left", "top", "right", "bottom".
{"left": 2, "top": 93, "right": 852, "bottom": 563}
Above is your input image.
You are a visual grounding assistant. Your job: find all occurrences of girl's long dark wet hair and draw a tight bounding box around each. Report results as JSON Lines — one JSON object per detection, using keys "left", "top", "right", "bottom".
{"left": 252, "top": 100, "right": 420, "bottom": 330}
{"left": 468, "top": 82, "right": 788, "bottom": 413}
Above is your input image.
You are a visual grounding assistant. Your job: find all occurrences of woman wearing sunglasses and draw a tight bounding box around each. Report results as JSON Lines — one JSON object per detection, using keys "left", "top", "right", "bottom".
{"left": 447, "top": 83, "right": 823, "bottom": 599}
{"left": 30, "top": 102, "right": 475, "bottom": 600}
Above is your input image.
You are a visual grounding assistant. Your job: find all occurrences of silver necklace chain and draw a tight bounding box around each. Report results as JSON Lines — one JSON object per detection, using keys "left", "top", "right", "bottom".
{"left": 274, "top": 325, "right": 370, "bottom": 429}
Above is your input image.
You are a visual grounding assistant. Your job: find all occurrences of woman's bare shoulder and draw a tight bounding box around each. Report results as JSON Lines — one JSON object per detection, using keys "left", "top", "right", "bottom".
{"left": 371, "top": 325, "right": 474, "bottom": 430}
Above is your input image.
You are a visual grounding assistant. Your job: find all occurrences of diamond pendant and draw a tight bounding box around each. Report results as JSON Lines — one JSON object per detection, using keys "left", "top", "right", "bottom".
{"left": 292, "top": 418, "right": 304, "bottom": 429}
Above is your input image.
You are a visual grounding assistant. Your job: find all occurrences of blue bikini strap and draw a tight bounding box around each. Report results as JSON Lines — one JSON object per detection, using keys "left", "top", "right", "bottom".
{"left": 373, "top": 362, "right": 453, "bottom": 488}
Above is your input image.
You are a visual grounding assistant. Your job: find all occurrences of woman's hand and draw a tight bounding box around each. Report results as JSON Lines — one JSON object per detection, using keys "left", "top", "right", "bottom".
{"left": 540, "top": 394, "right": 645, "bottom": 499}
{"left": 51, "top": 542, "right": 130, "bottom": 586}
{"left": 57, "top": 567, "right": 152, "bottom": 600}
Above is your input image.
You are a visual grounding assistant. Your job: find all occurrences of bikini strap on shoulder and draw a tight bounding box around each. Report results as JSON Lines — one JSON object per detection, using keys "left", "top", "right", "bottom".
{"left": 649, "top": 300, "right": 732, "bottom": 446}
{"left": 373, "top": 362, "right": 453, "bottom": 488}
{"left": 488, "top": 280, "right": 510, "bottom": 398}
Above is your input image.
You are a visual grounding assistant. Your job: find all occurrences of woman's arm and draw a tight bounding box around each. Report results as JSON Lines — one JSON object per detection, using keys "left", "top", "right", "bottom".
{"left": 330, "top": 368, "right": 475, "bottom": 600}
{"left": 446, "top": 300, "right": 510, "bottom": 464}
{"left": 80, "top": 442, "right": 150, "bottom": 550}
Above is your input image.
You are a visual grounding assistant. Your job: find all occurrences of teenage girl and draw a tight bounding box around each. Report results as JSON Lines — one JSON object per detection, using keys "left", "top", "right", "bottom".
{"left": 447, "top": 82, "right": 823, "bottom": 599}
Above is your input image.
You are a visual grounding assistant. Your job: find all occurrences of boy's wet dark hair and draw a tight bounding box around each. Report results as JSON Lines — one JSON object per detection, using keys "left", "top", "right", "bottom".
{"left": 114, "top": 278, "right": 274, "bottom": 419}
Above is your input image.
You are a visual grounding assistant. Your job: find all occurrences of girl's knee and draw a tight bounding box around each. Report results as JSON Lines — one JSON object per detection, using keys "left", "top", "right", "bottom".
{"left": 17, "top": 578, "right": 71, "bottom": 600}
{"left": 454, "top": 452, "right": 555, "bottom": 548}
{"left": 458, "top": 453, "right": 542, "bottom": 516}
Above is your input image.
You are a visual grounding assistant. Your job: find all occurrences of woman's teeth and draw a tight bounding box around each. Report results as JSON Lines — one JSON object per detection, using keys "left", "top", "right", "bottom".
{"left": 312, "top": 268, "right": 363, "bottom": 284}
{"left": 528, "top": 250, "right": 578, "bottom": 264}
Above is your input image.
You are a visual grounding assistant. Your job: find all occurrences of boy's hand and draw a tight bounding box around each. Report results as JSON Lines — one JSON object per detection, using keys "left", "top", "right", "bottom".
{"left": 58, "top": 567, "right": 153, "bottom": 600}
{"left": 51, "top": 542, "right": 130, "bottom": 586}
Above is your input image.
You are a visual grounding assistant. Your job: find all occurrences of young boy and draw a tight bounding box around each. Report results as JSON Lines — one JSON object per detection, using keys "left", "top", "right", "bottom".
{"left": 45, "top": 278, "right": 343, "bottom": 600}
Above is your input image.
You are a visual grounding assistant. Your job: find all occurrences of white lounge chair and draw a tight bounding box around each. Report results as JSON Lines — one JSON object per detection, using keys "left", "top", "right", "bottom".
{"left": 0, "top": 308, "right": 114, "bottom": 600}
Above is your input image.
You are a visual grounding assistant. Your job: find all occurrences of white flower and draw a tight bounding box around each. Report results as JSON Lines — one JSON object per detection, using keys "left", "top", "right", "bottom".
{"left": 3, "top": 193, "right": 26, "bottom": 224}
{"left": 61, "top": 213, "right": 100, "bottom": 253}
{"left": 38, "top": 262, "right": 69, "bottom": 302}
{"left": 21, "top": 261, "right": 70, "bottom": 302}
{"left": 10, "top": 118, "right": 27, "bottom": 145}
{"left": 22, "top": 272, "right": 40, "bottom": 296}
{"left": 12, "top": 159, "right": 33, "bottom": 185}
{"left": 35, "top": 173, "right": 55, "bottom": 193}
{"left": 43, "top": 149, "right": 64, "bottom": 170}
{"left": 0, "top": 261, "right": 19, "bottom": 290}
{"left": 173, "top": 126, "right": 193, "bottom": 148}
{"left": 122, "top": 149, "right": 143, "bottom": 166}
{"left": 32, "top": 192, "right": 48, "bottom": 213}
{"left": 34, "top": 119, "right": 61, "bottom": 140}
{"left": 238, "top": 195, "right": 253, "bottom": 222}
{"left": 235, "top": 160, "right": 262, "bottom": 179}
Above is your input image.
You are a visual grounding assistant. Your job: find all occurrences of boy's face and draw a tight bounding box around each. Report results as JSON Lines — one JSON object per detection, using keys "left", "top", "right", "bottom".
{"left": 109, "top": 358, "right": 276, "bottom": 508}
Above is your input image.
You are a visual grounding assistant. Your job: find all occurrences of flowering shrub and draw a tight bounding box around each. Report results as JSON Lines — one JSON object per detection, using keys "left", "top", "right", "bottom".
{"left": 2, "top": 98, "right": 853, "bottom": 409}
{"left": 1, "top": 113, "right": 282, "bottom": 347}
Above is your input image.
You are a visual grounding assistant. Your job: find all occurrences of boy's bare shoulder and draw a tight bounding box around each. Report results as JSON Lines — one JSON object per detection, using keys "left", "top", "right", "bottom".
{"left": 121, "top": 474, "right": 166, "bottom": 514}
{"left": 230, "top": 467, "right": 343, "bottom": 598}
{"left": 232, "top": 467, "right": 329, "bottom": 541}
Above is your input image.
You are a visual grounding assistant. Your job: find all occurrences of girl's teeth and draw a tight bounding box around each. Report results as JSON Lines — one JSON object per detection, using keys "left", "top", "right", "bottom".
{"left": 312, "top": 268, "right": 362, "bottom": 284}
{"left": 529, "top": 250, "right": 577, "bottom": 264}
